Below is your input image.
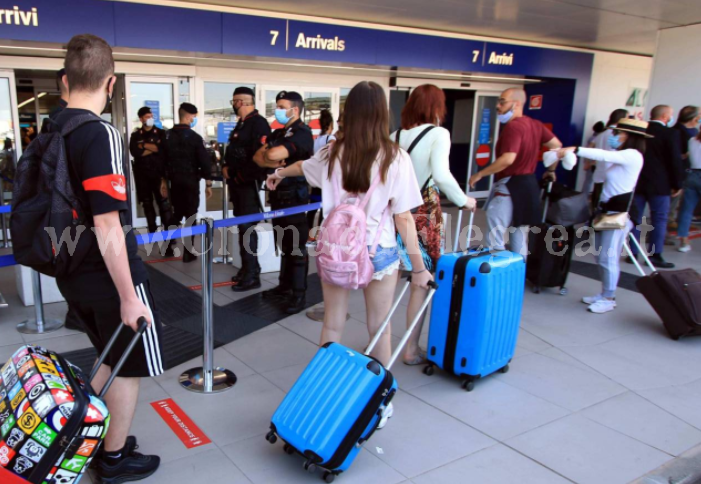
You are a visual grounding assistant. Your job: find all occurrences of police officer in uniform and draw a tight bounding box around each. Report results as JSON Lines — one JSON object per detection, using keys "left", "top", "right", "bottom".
{"left": 163, "top": 102, "right": 213, "bottom": 263}
{"left": 254, "top": 91, "right": 313, "bottom": 314}
{"left": 223, "top": 87, "right": 271, "bottom": 292}
{"left": 129, "top": 106, "right": 173, "bottom": 235}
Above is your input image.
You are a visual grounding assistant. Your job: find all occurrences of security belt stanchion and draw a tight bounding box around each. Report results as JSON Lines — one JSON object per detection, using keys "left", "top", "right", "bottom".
{"left": 214, "top": 180, "right": 232, "bottom": 264}
{"left": 0, "top": 183, "right": 8, "bottom": 249}
{"left": 179, "top": 218, "right": 237, "bottom": 393}
{"left": 17, "top": 270, "right": 64, "bottom": 334}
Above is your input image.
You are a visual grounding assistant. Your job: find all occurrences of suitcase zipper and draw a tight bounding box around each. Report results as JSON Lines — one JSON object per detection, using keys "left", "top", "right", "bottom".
{"left": 444, "top": 255, "right": 471, "bottom": 374}
{"left": 320, "top": 368, "right": 394, "bottom": 471}
{"left": 30, "top": 354, "right": 90, "bottom": 484}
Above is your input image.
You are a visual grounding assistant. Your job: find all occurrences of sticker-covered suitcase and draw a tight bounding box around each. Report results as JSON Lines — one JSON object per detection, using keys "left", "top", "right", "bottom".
{"left": 0, "top": 319, "right": 147, "bottom": 484}
{"left": 267, "top": 280, "right": 437, "bottom": 482}
{"left": 423, "top": 210, "right": 526, "bottom": 391}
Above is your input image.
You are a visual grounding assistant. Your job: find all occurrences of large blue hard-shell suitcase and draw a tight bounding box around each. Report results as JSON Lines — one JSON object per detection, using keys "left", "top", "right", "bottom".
{"left": 424, "top": 211, "right": 526, "bottom": 391}
{"left": 267, "top": 280, "right": 437, "bottom": 482}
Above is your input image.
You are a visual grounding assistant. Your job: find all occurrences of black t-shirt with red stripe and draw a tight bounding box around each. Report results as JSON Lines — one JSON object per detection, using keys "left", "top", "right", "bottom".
{"left": 55, "top": 108, "right": 147, "bottom": 301}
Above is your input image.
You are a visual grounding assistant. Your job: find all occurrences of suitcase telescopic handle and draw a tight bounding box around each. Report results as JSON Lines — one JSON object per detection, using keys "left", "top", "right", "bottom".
{"left": 623, "top": 232, "right": 657, "bottom": 276}
{"left": 541, "top": 181, "right": 553, "bottom": 224}
{"left": 365, "top": 278, "right": 438, "bottom": 370}
{"left": 453, "top": 209, "right": 474, "bottom": 253}
{"left": 89, "top": 317, "right": 149, "bottom": 398}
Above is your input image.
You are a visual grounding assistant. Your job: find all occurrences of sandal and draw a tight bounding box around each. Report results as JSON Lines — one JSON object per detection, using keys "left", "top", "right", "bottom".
{"left": 403, "top": 350, "right": 428, "bottom": 366}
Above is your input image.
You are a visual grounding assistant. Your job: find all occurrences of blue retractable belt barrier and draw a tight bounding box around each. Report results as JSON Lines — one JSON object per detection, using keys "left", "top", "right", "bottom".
{"left": 0, "top": 202, "right": 322, "bottom": 266}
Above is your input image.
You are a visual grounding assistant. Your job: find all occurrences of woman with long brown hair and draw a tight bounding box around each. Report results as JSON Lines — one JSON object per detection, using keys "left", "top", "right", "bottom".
{"left": 267, "top": 81, "right": 432, "bottom": 428}
{"left": 391, "top": 84, "right": 476, "bottom": 365}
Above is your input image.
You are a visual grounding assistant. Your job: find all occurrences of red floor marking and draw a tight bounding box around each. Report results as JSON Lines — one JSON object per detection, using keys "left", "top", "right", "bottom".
{"left": 667, "top": 229, "right": 701, "bottom": 239}
{"left": 151, "top": 399, "right": 211, "bottom": 449}
{"left": 0, "top": 467, "right": 30, "bottom": 484}
{"left": 144, "top": 257, "right": 183, "bottom": 264}
{"left": 188, "top": 281, "right": 237, "bottom": 291}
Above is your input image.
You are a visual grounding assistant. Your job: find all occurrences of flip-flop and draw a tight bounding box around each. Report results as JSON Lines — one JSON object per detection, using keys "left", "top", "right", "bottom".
{"left": 403, "top": 350, "right": 428, "bottom": 366}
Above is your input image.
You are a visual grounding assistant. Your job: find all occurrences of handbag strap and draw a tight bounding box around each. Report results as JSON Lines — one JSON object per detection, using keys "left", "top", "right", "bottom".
{"left": 407, "top": 126, "right": 436, "bottom": 154}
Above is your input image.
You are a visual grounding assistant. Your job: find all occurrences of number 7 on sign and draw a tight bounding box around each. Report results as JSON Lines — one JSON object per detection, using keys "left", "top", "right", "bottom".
{"left": 270, "top": 30, "right": 279, "bottom": 46}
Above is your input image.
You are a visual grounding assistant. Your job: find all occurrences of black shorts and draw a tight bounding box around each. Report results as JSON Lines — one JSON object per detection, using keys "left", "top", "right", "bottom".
{"left": 66, "top": 281, "right": 164, "bottom": 378}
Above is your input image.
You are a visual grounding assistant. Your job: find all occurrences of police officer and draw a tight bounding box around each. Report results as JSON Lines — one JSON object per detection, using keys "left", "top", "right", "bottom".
{"left": 254, "top": 91, "right": 313, "bottom": 314}
{"left": 129, "top": 106, "right": 173, "bottom": 235}
{"left": 163, "top": 102, "right": 213, "bottom": 263}
{"left": 223, "top": 87, "right": 271, "bottom": 292}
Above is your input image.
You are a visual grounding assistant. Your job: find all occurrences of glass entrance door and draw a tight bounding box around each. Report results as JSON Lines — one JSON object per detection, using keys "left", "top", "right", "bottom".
{"left": 467, "top": 93, "right": 501, "bottom": 199}
{"left": 124, "top": 77, "right": 178, "bottom": 229}
{"left": 0, "top": 70, "right": 20, "bottom": 247}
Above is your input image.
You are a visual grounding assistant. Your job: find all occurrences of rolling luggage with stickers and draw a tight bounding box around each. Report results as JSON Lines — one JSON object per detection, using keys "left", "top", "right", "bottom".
{"left": 0, "top": 319, "right": 148, "bottom": 484}
{"left": 423, "top": 210, "right": 526, "bottom": 391}
{"left": 267, "top": 280, "right": 437, "bottom": 483}
{"left": 624, "top": 235, "right": 701, "bottom": 340}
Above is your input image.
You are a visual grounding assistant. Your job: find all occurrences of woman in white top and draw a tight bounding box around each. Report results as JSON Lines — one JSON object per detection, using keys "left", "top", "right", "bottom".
{"left": 677, "top": 133, "right": 701, "bottom": 252}
{"left": 313, "top": 109, "right": 336, "bottom": 154}
{"left": 267, "top": 82, "right": 433, "bottom": 427}
{"left": 555, "top": 118, "right": 648, "bottom": 314}
{"left": 390, "top": 84, "right": 476, "bottom": 365}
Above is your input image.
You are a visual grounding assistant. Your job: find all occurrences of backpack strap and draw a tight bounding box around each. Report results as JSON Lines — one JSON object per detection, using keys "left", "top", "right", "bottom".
{"left": 369, "top": 204, "right": 391, "bottom": 257}
{"left": 60, "top": 113, "right": 103, "bottom": 137}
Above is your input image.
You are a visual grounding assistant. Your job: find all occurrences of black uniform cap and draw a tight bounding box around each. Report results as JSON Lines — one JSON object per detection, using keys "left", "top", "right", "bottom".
{"left": 180, "top": 102, "right": 198, "bottom": 115}
{"left": 137, "top": 106, "right": 152, "bottom": 118}
{"left": 276, "top": 91, "right": 303, "bottom": 102}
{"left": 234, "top": 86, "right": 255, "bottom": 97}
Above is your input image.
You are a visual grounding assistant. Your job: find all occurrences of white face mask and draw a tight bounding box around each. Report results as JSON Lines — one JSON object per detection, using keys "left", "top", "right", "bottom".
{"left": 145, "top": 118, "right": 155, "bottom": 128}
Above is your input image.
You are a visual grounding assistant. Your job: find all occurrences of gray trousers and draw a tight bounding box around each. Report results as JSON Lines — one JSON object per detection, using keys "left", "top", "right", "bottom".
{"left": 595, "top": 220, "right": 632, "bottom": 298}
{"left": 485, "top": 180, "right": 530, "bottom": 260}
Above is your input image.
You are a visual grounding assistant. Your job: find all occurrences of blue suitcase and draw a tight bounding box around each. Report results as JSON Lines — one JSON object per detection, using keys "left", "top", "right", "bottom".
{"left": 424, "top": 211, "right": 526, "bottom": 391}
{"left": 267, "top": 280, "right": 437, "bottom": 482}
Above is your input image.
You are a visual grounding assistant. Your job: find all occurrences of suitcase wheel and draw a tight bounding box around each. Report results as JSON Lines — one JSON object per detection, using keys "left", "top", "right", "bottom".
{"left": 671, "top": 334, "right": 682, "bottom": 341}
{"left": 265, "top": 431, "right": 277, "bottom": 444}
{"left": 283, "top": 443, "right": 295, "bottom": 455}
{"left": 304, "top": 460, "right": 317, "bottom": 473}
{"left": 323, "top": 471, "right": 336, "bottom": 483}
{"left": 423, "top": 365, "right": 435, "bottom": 376}
{"left": 532, "top": 286, "right": 541, "bottom": 294}
{"left": 559, "top": 287, "right": 568, "bottom": 296}
{"left": 500, "top": 365, "right": 510, "bottom": 374}
{"left": 461, "top": 380, "right": 475, "bottom": 392}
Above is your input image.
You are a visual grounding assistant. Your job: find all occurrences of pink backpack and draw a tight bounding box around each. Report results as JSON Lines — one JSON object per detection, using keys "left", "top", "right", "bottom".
{"left": 316, "top": 167, "right": 390, "bottom": 290}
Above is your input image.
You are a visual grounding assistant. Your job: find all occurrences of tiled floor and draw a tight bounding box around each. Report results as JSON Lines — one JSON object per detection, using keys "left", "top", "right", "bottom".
{"left": 1, "top": 211, "right": 701, "bottom": 483}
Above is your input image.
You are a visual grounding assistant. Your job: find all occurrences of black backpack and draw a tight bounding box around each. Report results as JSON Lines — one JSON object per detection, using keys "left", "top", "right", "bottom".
{"left": 11, "top": 113, "right": 101, "bottom": 277}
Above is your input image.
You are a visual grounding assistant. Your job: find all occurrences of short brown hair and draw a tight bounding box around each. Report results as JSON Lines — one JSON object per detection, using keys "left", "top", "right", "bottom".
{"left": 64, "top": 34, "right": 114, "bottom": 93}
{"left": 401, "top": 84, "right": 446, "bottom": 129}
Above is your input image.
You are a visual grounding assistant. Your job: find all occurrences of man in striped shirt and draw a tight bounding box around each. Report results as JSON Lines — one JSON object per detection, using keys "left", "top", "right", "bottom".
{"left": 55, "top": 34, "right": 161, "bottom": 483}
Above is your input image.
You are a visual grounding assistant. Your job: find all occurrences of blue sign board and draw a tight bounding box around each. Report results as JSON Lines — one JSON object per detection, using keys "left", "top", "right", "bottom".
{"left": 479, "top": 108, "right": 491, "bottom": 145}
{"left": 217, "top": 122, "right": 237, "bottom": 143}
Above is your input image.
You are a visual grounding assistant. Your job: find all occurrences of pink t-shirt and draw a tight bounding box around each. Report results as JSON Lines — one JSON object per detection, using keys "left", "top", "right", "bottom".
{"left": 302, "top": 147, "right": 423, "bottom": 248}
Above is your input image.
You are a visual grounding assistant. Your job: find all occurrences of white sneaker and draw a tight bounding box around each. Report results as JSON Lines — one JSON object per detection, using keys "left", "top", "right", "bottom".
{"left": 582, "top": 294, "right": 605, "bottom": 305}
{"left": 588, "top": 299, "right": 617, "bottom": 314}
{"left": 678, "top": 245, "right": 692, "bottom": 253}
{"left": 377, "top": 403, "right": 394, "bottom": 430}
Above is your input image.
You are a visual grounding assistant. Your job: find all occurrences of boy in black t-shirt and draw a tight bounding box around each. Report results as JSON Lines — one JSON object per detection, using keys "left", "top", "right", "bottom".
{"left": 56, "top": 34, "right": 161, "bottom": 482}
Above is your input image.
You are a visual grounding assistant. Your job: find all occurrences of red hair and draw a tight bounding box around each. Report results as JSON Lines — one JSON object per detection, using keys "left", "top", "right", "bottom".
{"left": 400, "top": 84, "right": 446, "bottom": 130}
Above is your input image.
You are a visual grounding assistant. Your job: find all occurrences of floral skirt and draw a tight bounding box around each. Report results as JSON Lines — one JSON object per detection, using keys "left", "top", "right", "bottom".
{"left": 397, "top": 184, "right": 444, "bottom": 272}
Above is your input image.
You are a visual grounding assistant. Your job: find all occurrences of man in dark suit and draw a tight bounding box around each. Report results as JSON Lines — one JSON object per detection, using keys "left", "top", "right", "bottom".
{"left": 630, "top": 105, "right": 685, "bottom": 268}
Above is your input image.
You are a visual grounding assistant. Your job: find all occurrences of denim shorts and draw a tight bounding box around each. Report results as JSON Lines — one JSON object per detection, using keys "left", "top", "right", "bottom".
{"left": 370, "top": 246, "right": 400, "bottom": 275}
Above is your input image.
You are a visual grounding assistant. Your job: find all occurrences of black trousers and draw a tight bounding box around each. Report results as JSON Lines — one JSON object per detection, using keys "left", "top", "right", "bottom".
{"left": 230, "top": 182, "right": 261, "bottom": 278}
{"left": 135, "top": 170, "right": 172, "bottom": 233}
{"left": 272, "top": 211, "right": 309, "bottom": 297}
{"left": 170, "top": 178, "right": 200, "bottom": 248}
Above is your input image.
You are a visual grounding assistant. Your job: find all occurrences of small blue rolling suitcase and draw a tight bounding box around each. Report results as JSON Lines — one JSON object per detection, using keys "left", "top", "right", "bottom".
{"left": 423, "top": 210, "right": 526, "bottom": 391}
{"left": 267, "top": 279, "right": 437, "bottom": 482}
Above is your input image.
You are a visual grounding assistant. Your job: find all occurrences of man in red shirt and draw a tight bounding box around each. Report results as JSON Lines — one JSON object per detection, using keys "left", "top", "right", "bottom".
{"left": 469, "top": 88, "right": 562, "bottom": 258}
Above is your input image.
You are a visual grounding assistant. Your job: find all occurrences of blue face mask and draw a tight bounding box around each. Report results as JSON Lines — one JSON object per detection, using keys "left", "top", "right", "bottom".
{"left": 190, "top": 117, "right": 198, "bottom": 129}
{"left": 497, "top": 109, "right": 514, "bottom": 124}
{"left": 275, "top": 108, "right": 292, "bottom": 125}
{"left": 608, "top": 134, "right": 621, "bottom": 150}
{"left": 667, "top": 115, "right": 675, "bottom": 127}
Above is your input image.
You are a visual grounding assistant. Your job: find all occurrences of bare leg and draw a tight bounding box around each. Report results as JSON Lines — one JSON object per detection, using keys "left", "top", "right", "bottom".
{"left": 363, "top": 270, "right": 400, "bottom": 367}
{"left": 91, "top": 364, "right": 140, "bottom": 452}
{"left": 403, "top": 284, "right": 428, "bottom": 363}
{"left": 319, "top": 281, "right": 351, "bottom": 347}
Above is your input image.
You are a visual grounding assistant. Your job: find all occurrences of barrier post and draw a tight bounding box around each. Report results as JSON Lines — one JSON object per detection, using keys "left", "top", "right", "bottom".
{"left": 17, "top": 270, "right": 64, "bottom": 334}
{"left": 179, "top": 218, "right": 236, "bottom": 393}
{"left": 0, "top": 182, "right": 7, "bottom": 249}
{"left": 213, "top": 181, "right": 232, "bottom": 264}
